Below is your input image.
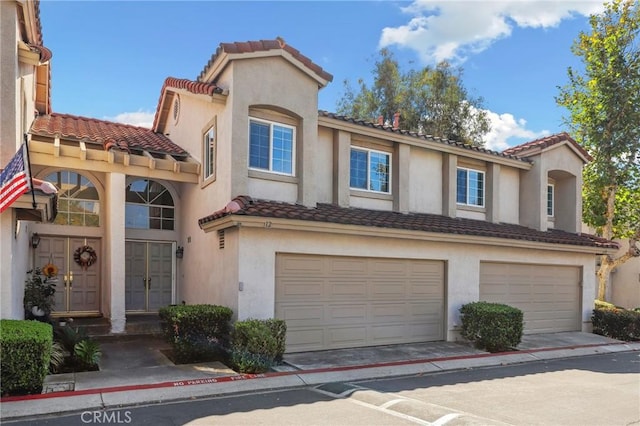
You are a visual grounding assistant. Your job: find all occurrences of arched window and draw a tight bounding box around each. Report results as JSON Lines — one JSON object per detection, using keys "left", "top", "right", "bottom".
{"left": 45, "top": 171, "right": 100, "bottom": 227}
{"left": 125, "top": 179, "right": 175, "bottom": 230}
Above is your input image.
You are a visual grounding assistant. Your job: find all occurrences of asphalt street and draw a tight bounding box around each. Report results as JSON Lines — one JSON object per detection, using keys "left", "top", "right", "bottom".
{"left": 7, "top": 351, "right": 639, "bottom": 426}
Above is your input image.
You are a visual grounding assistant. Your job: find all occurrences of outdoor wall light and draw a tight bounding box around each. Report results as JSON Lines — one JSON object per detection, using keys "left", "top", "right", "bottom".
{"left": 31, "top": 233, "right": 41, "bottom": 249}
{"left": 176, "top": 246, "right": 184, "bottom": 259}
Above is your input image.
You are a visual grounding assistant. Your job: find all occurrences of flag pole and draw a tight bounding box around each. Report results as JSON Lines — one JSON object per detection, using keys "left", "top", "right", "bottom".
{"left": 23, "top": 133, "right": 36, "bottom": 209}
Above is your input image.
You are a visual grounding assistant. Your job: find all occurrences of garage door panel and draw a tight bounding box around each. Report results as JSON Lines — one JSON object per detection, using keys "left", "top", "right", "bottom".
{"left": 279, "top": 256, "right": 324, "bottom": 275}
{"left": 371, "top": 303, "right": 407, "bottom": 322}
{"left": 370, "top": 259, "right": 406, "bottom": 275}
{"left": 277, "top": 254, "right": 445, "bottom": 352}
{"left": 329, "top": 327, "right": 368, "bottom": 346}
{"left": 480, "top": 262, "right": 580, "bottom": 334}
{"left": 371, "top": 324, "right": 408, "bottom": 342}
{"left": 286, "top": 328, "right": 325, "bottom": 351}
{"left": 329, "top": 281, "right": 368, "bottom": 297}
{"left": 329, "top": 258, "right": 367, "bottom": 275}
{"left": 276, "top": 305, "right": 325, "bottom": 327}
{"left": 277, "top": 280, "right": 325, "bottom": 298}
{"left": 328, "top": 304, "right": 367, "bottom": 323}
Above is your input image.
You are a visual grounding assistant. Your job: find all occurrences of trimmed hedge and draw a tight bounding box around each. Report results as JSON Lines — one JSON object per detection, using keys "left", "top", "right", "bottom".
{"left": 1, "top": 319, "right": 53, "bottom": 396}
{"left": 592, "top": 305, "right": 640, "bottom": 341}
{"left": 159, "top": 304, "right": 233, "bottom": 363}
{"left": 460, "top": 301, "right": 523, "bottom": 353}
{"left": 231, "top": 319, "right": 287, "bottom": 373}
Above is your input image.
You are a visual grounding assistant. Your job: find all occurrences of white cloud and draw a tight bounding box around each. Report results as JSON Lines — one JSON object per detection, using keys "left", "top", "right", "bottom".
{"left": 380, "top": 0, "right": 604, "bottom": 64}
{"left": 105, "top": 111, "right": 155, "bottom": 128}
{"left": 483, "top": 109, "right": 549, "bottom": 151}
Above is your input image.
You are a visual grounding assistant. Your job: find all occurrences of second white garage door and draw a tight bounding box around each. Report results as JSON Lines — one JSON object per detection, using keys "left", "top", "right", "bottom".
{"left": 275, "top": 254, "right": 445, "bottom": 353}
{"left": 480, "top": 262, "right": 581, "bottom": 333}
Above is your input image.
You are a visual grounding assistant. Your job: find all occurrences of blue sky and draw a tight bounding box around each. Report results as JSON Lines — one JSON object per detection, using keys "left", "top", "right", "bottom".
{"left": 38, "top": 1, "right": 604, "bottom": 150}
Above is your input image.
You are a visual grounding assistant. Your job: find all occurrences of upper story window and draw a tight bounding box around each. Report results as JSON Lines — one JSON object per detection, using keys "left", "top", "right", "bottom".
{"left": 44, "top": 171, "right": 99, "bottom": 227}
{"left": 456, "top": 167, "right": 484, "bottom": 207}
{"left": 125, "top": 179, "right": 174, "bottom": 230}
{"left": 547, "top": 184, "right": 554, "bottom": 217}
{"left": 203, "top": 125, "right": 216, "bottom": 181}
{"left": 249, "top": 118, "right": 295, "bottom": 176}
{"left": 350, "top": 147, "right": 391, "bottom": 193}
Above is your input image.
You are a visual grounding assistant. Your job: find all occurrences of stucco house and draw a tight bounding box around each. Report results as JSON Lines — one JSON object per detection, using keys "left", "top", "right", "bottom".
{"left": 2, "top": 1, "right": 618, "bottom": 353}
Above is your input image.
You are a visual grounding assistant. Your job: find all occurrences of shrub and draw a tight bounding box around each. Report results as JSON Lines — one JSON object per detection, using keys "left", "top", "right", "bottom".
{"left": 52, "top": 324, "right": 102, "bottom": 372}
{"left": 74, "top": 340, "right": 102, "bottom": 367}
{"left": 460, "top": 301, "right": 523, "bottom": 353}
{"left": 1, "top": 319, "right": 53, "bottom": 396}
{"left": 159, "top": 304, "right": 233, "bottom": 363}
{"left": 592, "top": 305, "right": 640, "bottom": 341}
{"left": 230, "top": 318, "right": 286, "bottom": 373}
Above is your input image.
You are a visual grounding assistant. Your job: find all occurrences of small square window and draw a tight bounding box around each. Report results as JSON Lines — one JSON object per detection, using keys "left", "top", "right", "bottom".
{"left": 349, "top": 147, "right": 391, "bottom": 193}
{"left": 249, "top": 118, "right": 295, "bottom": 176}
{"left": 457, "top": 167, "right": 484, "bottom": 207}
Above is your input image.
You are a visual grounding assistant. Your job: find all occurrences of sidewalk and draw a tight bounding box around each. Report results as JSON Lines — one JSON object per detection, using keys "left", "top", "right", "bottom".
{"left": 1, "top": 332, "right": 638, "bottom": 421}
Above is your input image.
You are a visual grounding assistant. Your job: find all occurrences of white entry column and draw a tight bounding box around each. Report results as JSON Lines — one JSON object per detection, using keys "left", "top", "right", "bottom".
{"left": 106, "top": 172, "right": 126, "bottom": 333}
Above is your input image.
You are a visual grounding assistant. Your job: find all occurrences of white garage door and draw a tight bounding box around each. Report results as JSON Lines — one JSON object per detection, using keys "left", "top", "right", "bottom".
{"left": 480, "top": 262, "right": 581, "bottom": 333}
{"left": 275, "top": 254, "right": 445, "bottom": 353}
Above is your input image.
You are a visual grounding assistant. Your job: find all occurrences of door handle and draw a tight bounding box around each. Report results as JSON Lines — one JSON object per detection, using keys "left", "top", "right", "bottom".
{"left": 143, "top": 277, "right": 147, "bottom": 288}
{"left": 148, "top": 277, "right": 151, "bottom": 289}
{"left": 63, "top": 274, "right": 68, "bottom": 287}
{"left": 69, "top": 271, "right": 73, "bottom": 289}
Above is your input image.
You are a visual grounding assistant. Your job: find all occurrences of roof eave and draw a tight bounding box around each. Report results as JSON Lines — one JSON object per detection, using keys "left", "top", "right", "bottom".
{"left": 200, "top": 214, "right": 618, "bottom": 254}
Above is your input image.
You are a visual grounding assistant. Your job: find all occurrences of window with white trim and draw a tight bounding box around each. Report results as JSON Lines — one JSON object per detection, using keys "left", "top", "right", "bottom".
{"left": 249, "top": 118, "right": 295, "bottom": 175}
{"left": 456, "top": 167, "right": 484, "bottom": 207}
{"left": 350, "top": 147, "right": 391, "bottom": 193}
{"left": 203, "top": 125, "right": 216, "bottom": 180}
{"left": 547, "top": 184, "right": 554, "bottom": 217}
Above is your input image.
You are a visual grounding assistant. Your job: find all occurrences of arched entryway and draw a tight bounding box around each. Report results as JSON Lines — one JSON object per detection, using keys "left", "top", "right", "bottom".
{"left": 124, "top": 179, "right": 177, "bottom": 312}
{"left": 36, "top": 170, "right": 102, "bottom": 315}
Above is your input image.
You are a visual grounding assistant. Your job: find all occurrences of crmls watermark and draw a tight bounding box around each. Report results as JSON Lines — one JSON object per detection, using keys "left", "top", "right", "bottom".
{"left": 80, "top": 410, "right": 132, "bottom": 424}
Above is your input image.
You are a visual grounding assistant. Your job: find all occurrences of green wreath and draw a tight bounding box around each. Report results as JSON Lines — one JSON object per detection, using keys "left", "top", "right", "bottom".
{"left": 74, "top": 245, "right": 97, "bottom": 269}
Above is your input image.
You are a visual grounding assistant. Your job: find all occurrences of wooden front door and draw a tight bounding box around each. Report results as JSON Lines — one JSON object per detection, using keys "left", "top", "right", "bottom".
{"left": 125, "top": 241, "right": 174, "bottom": 312}
{"left": 36, "top": 236, "right": 101, "bottom": 315}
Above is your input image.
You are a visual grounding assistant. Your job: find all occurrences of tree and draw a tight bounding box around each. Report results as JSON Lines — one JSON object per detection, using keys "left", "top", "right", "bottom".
{"left": 557, "top": 0, "right": 640, "bottom": 301}
{"left": 337, "top": 49, "right": 490, "bottom": 146}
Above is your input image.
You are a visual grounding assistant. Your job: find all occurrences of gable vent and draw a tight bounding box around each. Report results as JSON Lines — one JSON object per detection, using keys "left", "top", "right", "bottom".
{"left": 218, "top": 230, "right": 225, "bottom": 249}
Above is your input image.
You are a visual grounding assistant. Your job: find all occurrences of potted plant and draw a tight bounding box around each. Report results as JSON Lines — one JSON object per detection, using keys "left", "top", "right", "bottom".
{"left": 24, "top": 265, "right": 57, "bottom": 322}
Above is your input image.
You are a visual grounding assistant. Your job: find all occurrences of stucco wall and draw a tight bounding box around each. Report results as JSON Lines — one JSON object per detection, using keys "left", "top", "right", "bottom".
{"left": 409, "top": 149, "right": 442, "bottom": 214}
{"left": 233, "top": 225, "right": 597, "bottom": 341}
{"left": 610, "top": 242, "right": 640, "bottom": 309}
{"left": 499, "top": 167, "right": 520, "bottom": 224}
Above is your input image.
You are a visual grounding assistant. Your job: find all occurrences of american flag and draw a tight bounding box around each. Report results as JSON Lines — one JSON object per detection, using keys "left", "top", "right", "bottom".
{"left": 0, "top": 144, "right": 31, "bottom": 213}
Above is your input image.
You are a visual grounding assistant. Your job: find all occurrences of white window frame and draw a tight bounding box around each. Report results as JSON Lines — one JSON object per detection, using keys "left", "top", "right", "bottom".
{"left": 248, "top": 117, "right": 296, "bottom": 176}
{"left": 203, "top": 125, "right": 216, "bottom": 181}
{"left": 456, "top": 167, "right": 485, "bottom": 207}
{"left": 349, "top": 146, "right": 392, "bottom": 194}
{"left": 547, "top": 183, "right": 555, "bottom": 217}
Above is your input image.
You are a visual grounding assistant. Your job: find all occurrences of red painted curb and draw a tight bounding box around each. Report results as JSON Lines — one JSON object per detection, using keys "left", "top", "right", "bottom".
{"left": 0, "top": 342, "right": 630, "bottom": 403}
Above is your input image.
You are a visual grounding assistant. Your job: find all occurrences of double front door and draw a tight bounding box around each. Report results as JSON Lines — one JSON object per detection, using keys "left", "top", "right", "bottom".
{"left": 36, "top": 236, "right": 101, "bottom": 315}
{"left": 125, "top": 241, "right": 174, "bottom": 312}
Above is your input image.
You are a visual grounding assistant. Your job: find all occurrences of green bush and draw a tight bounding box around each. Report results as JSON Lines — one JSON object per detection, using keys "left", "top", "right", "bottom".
{"left": 1, "top": 319, "right": 53, "bottom": 396}
{"left": 460, "top": 301, "right": 524, "bottom": 353}
{"left": 159, "top": 304, "right": 233, "bottom": 363}
{"left": 592, "top": 305, "right": 640, "bottom": 341}
{"left": 231, "top": 318, "right": 286, "bottom": 373}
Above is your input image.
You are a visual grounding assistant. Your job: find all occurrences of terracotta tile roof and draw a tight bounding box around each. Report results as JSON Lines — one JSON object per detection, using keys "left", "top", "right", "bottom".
{"left": 197, "top": 38, "right": 333, "bottom": 83}
{"left": 319, "top": 111, "right": 528, "bottom": 163}
{"left": 199, "top": 196, "right": 618, "bottom": 250}
{"left": 31, "top": 113, "right": 188, "bottom": 156}
{"left": 151, "top": 77, "right": 224, "bottom": 130}
{"left": 503, "top": 132, "right": 592, "bottom": 161}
